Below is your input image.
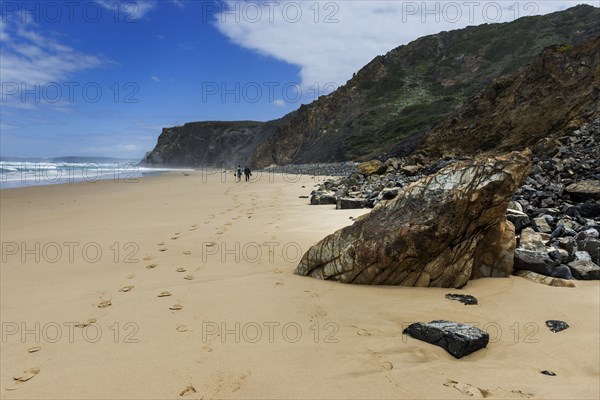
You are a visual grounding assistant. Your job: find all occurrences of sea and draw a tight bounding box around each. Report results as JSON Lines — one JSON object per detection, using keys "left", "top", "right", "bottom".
{"left": 0, "top": 157, "right": 193, "bottom": 189}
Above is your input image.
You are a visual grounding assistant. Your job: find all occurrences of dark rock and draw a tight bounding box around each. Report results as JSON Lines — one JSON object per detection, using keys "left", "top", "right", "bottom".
{"left": 377, "top": 188, "right": 399, "bottom": 201}
{"left": 545, "top": 320, "right": 569, "bottom": 333}
{"left": 548, "top": 249, "right": 563, "bottom": 264}
{"left": 507, "top": 210, "right": 530, "bottom": 232}
{"left": 445, "top": 294, "right": 478, "bottom": 305}
{"left": 310, "top": 193, "right": 337, "bottom": 205}
{"left": 295, "top": 151, "right": 531, "bottom": 287}
{"left": 550, "top": 224, "right": 564, "bottom": 240}
{"left": 551, "top": 265, "right": 573, "bottom": 280}
{"left": 514, "top": 249, "right": 555, "bottom": 276}
{"left": 402, "top": 320, "right": 489, "bottom": 359}
{"left": 577, "top": 239, "right": 600, "bottom": 265}
{"left": 580, "top": 201, "right": 600, "bottom": 218}
{"left": 299, "top": 195, "right": 309, "bottom": 199}
{"left": 568, "top": 259, "right": 600, "bottom": 280}
{"left": 336, "top": 197, "right": 367, "bottom": 210}
{"left": 541, "top": 370, "right": 557, "bottom": 376}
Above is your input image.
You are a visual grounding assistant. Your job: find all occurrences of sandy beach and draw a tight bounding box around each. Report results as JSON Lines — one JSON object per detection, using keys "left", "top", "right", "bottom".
{"left": 1, "top": 171, "right": 598, "bottom": 400}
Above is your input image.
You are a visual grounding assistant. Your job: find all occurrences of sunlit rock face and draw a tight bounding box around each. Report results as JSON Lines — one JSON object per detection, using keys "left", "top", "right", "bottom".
{"left": 295, "top": 150, "right": 532, "bottom": 288}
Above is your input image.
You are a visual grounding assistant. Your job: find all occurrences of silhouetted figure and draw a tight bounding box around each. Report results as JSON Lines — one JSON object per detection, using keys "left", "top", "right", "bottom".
{"left": 244, "top": 166, "right": 252, "bottom": 182}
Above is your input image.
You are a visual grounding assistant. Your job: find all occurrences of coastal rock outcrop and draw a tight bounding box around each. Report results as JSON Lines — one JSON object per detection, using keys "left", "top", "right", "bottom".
{"left": 294, "top": 151, "right": 531, "bottom": 287}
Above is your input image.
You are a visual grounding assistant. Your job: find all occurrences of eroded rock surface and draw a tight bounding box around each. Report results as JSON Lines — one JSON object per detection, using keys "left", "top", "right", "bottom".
{"left": 295, "top": 151, "right": 531, "bottom": 287}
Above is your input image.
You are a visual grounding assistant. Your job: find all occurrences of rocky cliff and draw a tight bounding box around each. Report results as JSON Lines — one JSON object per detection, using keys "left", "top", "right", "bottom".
{"left": 416, "top": 34, "right": 600, "bottom": 160}
{"left": 142, "top": 5, "right": 600, "bottom": 168}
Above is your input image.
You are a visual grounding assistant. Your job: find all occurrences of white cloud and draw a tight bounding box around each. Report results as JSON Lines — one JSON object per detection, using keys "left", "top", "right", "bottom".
{"left": 273, "top": 99, "right": 285, "bottom": 107}
{"left": 0, "top": 18, "right": 108, "bottom": 106}
{"left": 155, "top": 34, "right": 165, "bottom": 40}
{"left": 214, "top": 1, "right": 599, "bottom": 91}
{"left": 151, "top": 76, "right": 160, "bottom": 82}
{"left": 95, "top": 0, "right": 158, "bottom": 20}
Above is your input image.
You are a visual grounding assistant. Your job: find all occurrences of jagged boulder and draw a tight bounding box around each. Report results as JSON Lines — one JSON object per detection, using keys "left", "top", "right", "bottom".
{"left": 295, "top": 151, "right": 531, "bottom": 287}
{"left": 403, "top": 320, "right": 489, "bottom": 358}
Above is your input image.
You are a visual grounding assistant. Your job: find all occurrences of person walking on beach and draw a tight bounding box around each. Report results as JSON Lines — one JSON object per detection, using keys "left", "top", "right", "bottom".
{"left": 244, "top": 166, "right": 252, "bottom": 182}
{"left": 236, "top": 165, "right": 243, "bottom": 182}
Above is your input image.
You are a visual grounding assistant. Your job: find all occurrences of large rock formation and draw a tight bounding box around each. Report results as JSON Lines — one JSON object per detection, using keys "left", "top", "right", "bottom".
{"left": 294, "top": 151, "right": 531, "bottom": 287}
{"left": 141, "top": 6, "right": 600, "bottom": 168}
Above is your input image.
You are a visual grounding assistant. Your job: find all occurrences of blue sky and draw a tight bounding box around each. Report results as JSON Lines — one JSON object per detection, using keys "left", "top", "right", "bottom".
{"left": 1, "top": 0, "right": 597, "bottom": 159}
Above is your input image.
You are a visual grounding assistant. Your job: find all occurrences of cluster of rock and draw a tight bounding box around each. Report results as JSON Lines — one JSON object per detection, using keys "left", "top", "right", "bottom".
{"left": 309, "top": 157, "right": 435, "bottom": 209}
{"left": 509, "top": 120, "right": 600, "bottom": 281}
{"left": 304, "top": 120, "right": 600, "bottom": 283}
{"left": 258, "top": 162, "right": 358, "bottom": 178}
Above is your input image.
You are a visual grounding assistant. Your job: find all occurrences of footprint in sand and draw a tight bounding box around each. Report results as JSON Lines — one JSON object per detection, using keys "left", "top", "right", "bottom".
{"left": 127, "top": 274, "right": 135, "bottom": 279}
{"left": 368, "top": 349, "right": 394, "bottom": 371}
{"left": 444, "top": 380, "right": 491, "bottom": 398}
{"left": 213, "top": 370, "right": 251, "bottom": 397}
{"left": 189, "top": 227, "right": 198, "bottom": 231}
{"left": 170, "top": 236, "right": 179, "bottom": 240}
{"left": 75, "top": 318, "right": 97, "bottom": 328}
{"left": 13, "top": 367, "right": 40, "bottom": 383}
{"left": 183, "top": 251, "right": 191, "bottom": 255}
{"left": 275, "top": 280, "right": 284, "bottom": 286}
{"left": 176, "top": 325, "right": 189, "bottom": 332}
{"left": 157, "top": 242, "right": 165, "bottom": 246}
{"left": 179, "top": 384, "right": 197, "bottom": 397}
{"left": 157, "top": 291, "right": 172, "bottom": 297}
{"left": 184, "top": 274, "right": 195, "bottom": 281}
{"left": 146, "top": 263, "right": 158, "bottom": 269}
{"left": 350, "top": 325, "right": 372, "bottom": 336}
{"left": 169, "top": 304, "right": 183, "bottom": 311}
{"left": 159, "top": 248, "right": 167, "bottom": 252}
{"left": 97, "top": 300, "right": 112, "bottom": 308}
{"left": 27, "top": 346, "right": 41, "bottom": 353}
{"left": 143, "top": 256, "right": 152, "bottom": 261}
{"left": 119, "top": 285, "right": 134, "bottom": 292}
{"left": 176, "top": 267, "right": 187, "bottom": 273}
{"left": 311, "top": 305, "right": 327, "bottom": 320}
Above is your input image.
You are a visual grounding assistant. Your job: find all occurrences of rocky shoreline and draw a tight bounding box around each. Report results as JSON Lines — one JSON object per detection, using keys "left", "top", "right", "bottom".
{"left": 302, "top": 119, "right": 600, "bottom": 282}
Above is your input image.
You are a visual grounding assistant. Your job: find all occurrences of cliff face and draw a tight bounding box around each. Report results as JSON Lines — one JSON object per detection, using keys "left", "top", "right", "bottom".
{"left": 416, "top": 35, "right": 600, "bottom": 159}
{"left": 142, "top": 121, "right": 269, "bottom": 167}
{"left": 142, "top": 5, "right": 600, "bottom": 168}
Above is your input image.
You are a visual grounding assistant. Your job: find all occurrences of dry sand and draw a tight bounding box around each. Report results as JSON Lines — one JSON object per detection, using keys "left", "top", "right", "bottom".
{"left": 1, "top": 171, "right": 599, "bottom": 399}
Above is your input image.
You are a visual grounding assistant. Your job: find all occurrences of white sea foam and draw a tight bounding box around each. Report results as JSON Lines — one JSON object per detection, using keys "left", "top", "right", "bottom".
{"left": 0, "top": 160, "right": 193, "bottom": 189}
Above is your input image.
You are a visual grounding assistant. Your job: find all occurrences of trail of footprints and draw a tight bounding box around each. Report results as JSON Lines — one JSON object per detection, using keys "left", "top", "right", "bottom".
{"left": 8, "top": 222, "right": 208, "bottom": 395}
{"left": 12, "top": 188, "right": 258, "bottom": 395}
